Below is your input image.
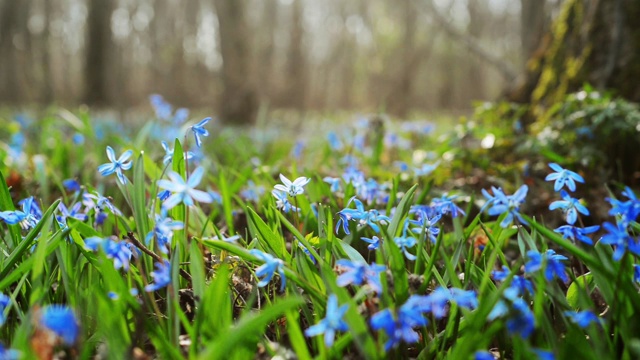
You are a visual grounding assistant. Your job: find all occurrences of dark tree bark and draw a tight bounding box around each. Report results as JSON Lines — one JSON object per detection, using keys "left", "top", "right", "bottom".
{"left": 84, "top": 0, "right": 114, "bottom": 106}
{"left": 388, "top": 0, "right": 418, "bottom": 117}
{"left": 213, "top": 0, "right": 258, "bottom": 125}
{"left": 508, "top": 0, "right": 640, "bottom": 109}
{"left": 0, "top": 0, "right": 30, "bottom": 104}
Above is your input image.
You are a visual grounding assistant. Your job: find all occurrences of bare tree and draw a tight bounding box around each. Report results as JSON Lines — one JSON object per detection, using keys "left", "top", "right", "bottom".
{"left": 213, "top": 0, "right": 258, "bottom": 124}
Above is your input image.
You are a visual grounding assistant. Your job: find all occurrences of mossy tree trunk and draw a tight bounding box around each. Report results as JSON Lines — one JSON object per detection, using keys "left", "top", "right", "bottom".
{"left": 508, "top": 0, "right": 640, "bottom": 120}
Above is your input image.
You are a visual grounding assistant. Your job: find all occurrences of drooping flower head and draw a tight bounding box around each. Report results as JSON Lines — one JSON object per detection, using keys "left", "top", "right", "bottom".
{"left": 191, "top": 117, "right": 211, "bottom": 148}
{"left": 304, "top": 295, "right": 349, "bottom": 347}
{"left": 249, "top": 249, "right": 286, "bottom": 292}
{"left": 145, "top": 260, "right": 171, "bottom": 292}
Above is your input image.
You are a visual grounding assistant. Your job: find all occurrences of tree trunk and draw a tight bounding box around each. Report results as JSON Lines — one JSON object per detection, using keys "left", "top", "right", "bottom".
{"left": 508, "top": 0, "right": 640, "bottom": 112}
{"left": 388, "top": 0, "right": 418, "bottom": 117}
{"left": 84, "top": 0, "right": 114, "bottom": 106}
{"left": 213, "top": 0, "right": 257, "bottom": 125}
{"left": 284, "top": 0, "right": 307, "bottom": 110}
{"left": 520, "top": 0, "right": 546, "bottom": 63}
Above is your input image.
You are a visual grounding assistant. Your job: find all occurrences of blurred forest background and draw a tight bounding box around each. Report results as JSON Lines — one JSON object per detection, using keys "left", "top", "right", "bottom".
{"left": 0, "top": 0, "right": 561, "bottom": 117}
{"left": 1, "top": 0, "right": 638, "bottom": 125}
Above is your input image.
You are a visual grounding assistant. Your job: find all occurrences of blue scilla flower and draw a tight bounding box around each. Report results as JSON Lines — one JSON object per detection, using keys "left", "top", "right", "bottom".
{"left": 336, "top": 197, "right": 391, "bottom": 234}
{"left": 336, "top": 259, "right": 386, "bottom": 293}
{"left": 304, "top": 295, "right": 349, "bottom": 347}
{"left": 0, "top": 197, "right": 40, "bottom": 230}
{"left": 191, "top": 117, "right": 211, "bottom": 148}
{"left": 417, "top": 287, "right": 478, "bottom": 319}
{"left": 274, "top": 174, "right": 310, "bottom": 197}
{"left": 145, "top": 260, "right": 171, "bottom": 292}
{"left": 370, "top": 295, "right": 430, "bottom": 351}
{"left": 40, "top": 305, "right": 79, "bottom": 345}
{"left": 0, "top": 293, "right": 10, "bottom": 326}
{"left": 272, "top": 190, "right": 299, "bottom": 213}
{"left": 410, "top": 213, "right": 441, "bottom": 244}
{"left": 431, "top": 194, "right": 465, "bottom": 218}
{"left": 161, "top": 141, "right": 194, "bottom": 166}
{"left": 492, "top": 266, "right": 534, "bottom": 296}
{"left": 57, "top": 202, "right": 88, "bottom": 224}
{"left": 607, "top": 186, "right": 640, "bottom": 226}
{"left": 488, "top": 288, "right": 534, "bottom": 339}
{"left": 554, "top": 224, "right": 599, "bottom": 245}
{"left": 482, "top": 185, "right": 528, "bottom": 228}
{"left": 157, "top": 167, "right": 214, "bottom": 210}
{"left": 327, "top": 132, "right": 343, "bottom": 151}
{"left": 600, "top": 221, "right": 640, "bottom": 261}
{"left": 150, "top": 94, "right": 173, "bottom": 120}
{"left": 240, "top": 181, "right": 264, "bottom": 203}
{"left": 525, "top": 250, "right": 568, "bottom": 282}
{"left": 564, "top": 310, "right": 600, "bottom": 328}
{"left": 549, "top": 191, "right": 589, "bottom": 225}
{"left": 475, "top": 351, "right": 496, "bottom": 360}
{"left": 394, "top": 232, "right": 417, "bottom": 261}
{"left": 62, "top": 178, "right": 81, "bottom": 192}
{"left": 98, "top": 146, "right": 133, "bottom": 184}
{"left": 413, "top": 162, "right": 439, "bottom": 177}
{"left": 323, "top": 176, "right": 341, "bottom": 193}
{"left": 146, "top": 212, "right": 183, "bottom": 253}
{"left": 249, "top": 249, "right": 286, "bottom": 292}
{"left": 104, "top": 238, "right": 134, "bottom": 272}
{"left": 361, "top": 236, "right": 380, "bottom": 250}
{"left": 545, "top": 163, "right": 584, "bottom": 192}
{"left": 0, "top": 343, "right": 19, "bottom": 360}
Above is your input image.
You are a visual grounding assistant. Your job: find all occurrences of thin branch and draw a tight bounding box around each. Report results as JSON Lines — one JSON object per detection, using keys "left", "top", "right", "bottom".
{"left": 126, "top": 231, "right": 193, "bottom": 283}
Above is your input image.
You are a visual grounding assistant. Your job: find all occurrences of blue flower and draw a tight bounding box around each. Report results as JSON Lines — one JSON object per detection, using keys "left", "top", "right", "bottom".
{"left": 191, "top": 117, "right": 211, "bottom": 148}
{"left": 274, "top": 174, "right": 310, "bottom": 197}
{"left": 249, "top": 250, "right": 286, "bottom": 292}
{"left": 549, "top": 190, "right": 589, "bottom": 225}
{"left": 488, "top": 288, "right": 534, "bottom": 339}
{"left": 600, "top": 221, "right": 640, "bottom": 260}
{"left": 337, "top": 197, "right": 391, "bottom": 234}
{"left": 57, "top": 202, "right": 88, "bottom": 225}
{"left": 62, "top": 179, "right": 81, "bottom": 192}
{"left": 431, "top": 194, "right": 465, "bottom": 218}
{"left": 104, "top": 238, "right": 134, "bottom": 271}
{"left": 146, "top": 212, "right": 183, "bottom": 253}
{"left": 524, "top": 250, "right": 568, "bottom": 282}
{"left": 474, "top": 351, "right": 496, "bottom": 360}
{"left": 417, "top": 287, "right": 478, "bottom": 319}
{"left": 554, "top": 224, "right": 599, "bottom": 245}
{"left": 240, "top": 181, "right": 265, "bottom": 203}
{"left": 0, "top": 197, "right": 40, "bottom": 230}
{"left": 606, "top": 187, "right": 640, "bottom": 226}
{"left": 361, "top": 236, "right": 380, "bottom": 250}
{"left": 482, "top": 185, "right": 528, "bottom": 228}
{"left": 0, "top": 293, "right": 10, "bottom": 326}
{"left": 304, "top": 295, "right": 349, "bottom": 347}
{"left": 635, "top": 264, "right": 640, "bottom": 283}
{"left": 370, "top": 295, "right": 430, "bottom": 351}
{"left": 409, "top": 213, "right": 441, "bottom": 244}
{"left": 545, "top": 163, "right": 584, "bottom": 192}
{"left": 563, "top": 310, "right": 600, "bottom": 328}
{"left": 145, "top": 260, "right": 171, "bottom": 292}
{"left": 327, "top": 132, "right": 343, "bottom": 151}
{"left": 272, "top": 190, "right": 300, "bottom": 213}
{"left": 97, "top": 146, "right": 133, "bottom": 184}
{"left": 323, "top": 176, "right": 341, "bottom": 193}
{"left": 161, "top": 141, "right": 193, "bottom": 166}
{"left": 336, "top": 259, "right": 386, "bottom": 293}
{"left": 394, "top": 233, "right": 417, "bottom": 260}
{"left": 492, "top": 266, "right": 534, "bottom": 296}
{"left": 40, "top": 305, "right": 79, "bottom": 345}
{"left": 0, "top": 343, "right": 19, "bottom": 360}
{"left": 150, "top": 94, "right": 173, "bottom": 120}
{"left": 157, "top": 167, "right": 214, "bottom": 210}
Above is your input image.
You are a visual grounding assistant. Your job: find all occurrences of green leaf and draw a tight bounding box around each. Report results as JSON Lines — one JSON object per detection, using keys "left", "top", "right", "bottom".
{"left": 0, "top": 170, "right": 21, "bottom": 245}
{"left": 247, "top": 207, "right": 288, "bottom": 261}
{"left": 132, "top": 152, "right": 149, "bottom": 242}
{"left": 566, "top": 273, "right": 595, "bottom": 310}
{"left": 198, "top": 297, "right": 304, "bottom": 359}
